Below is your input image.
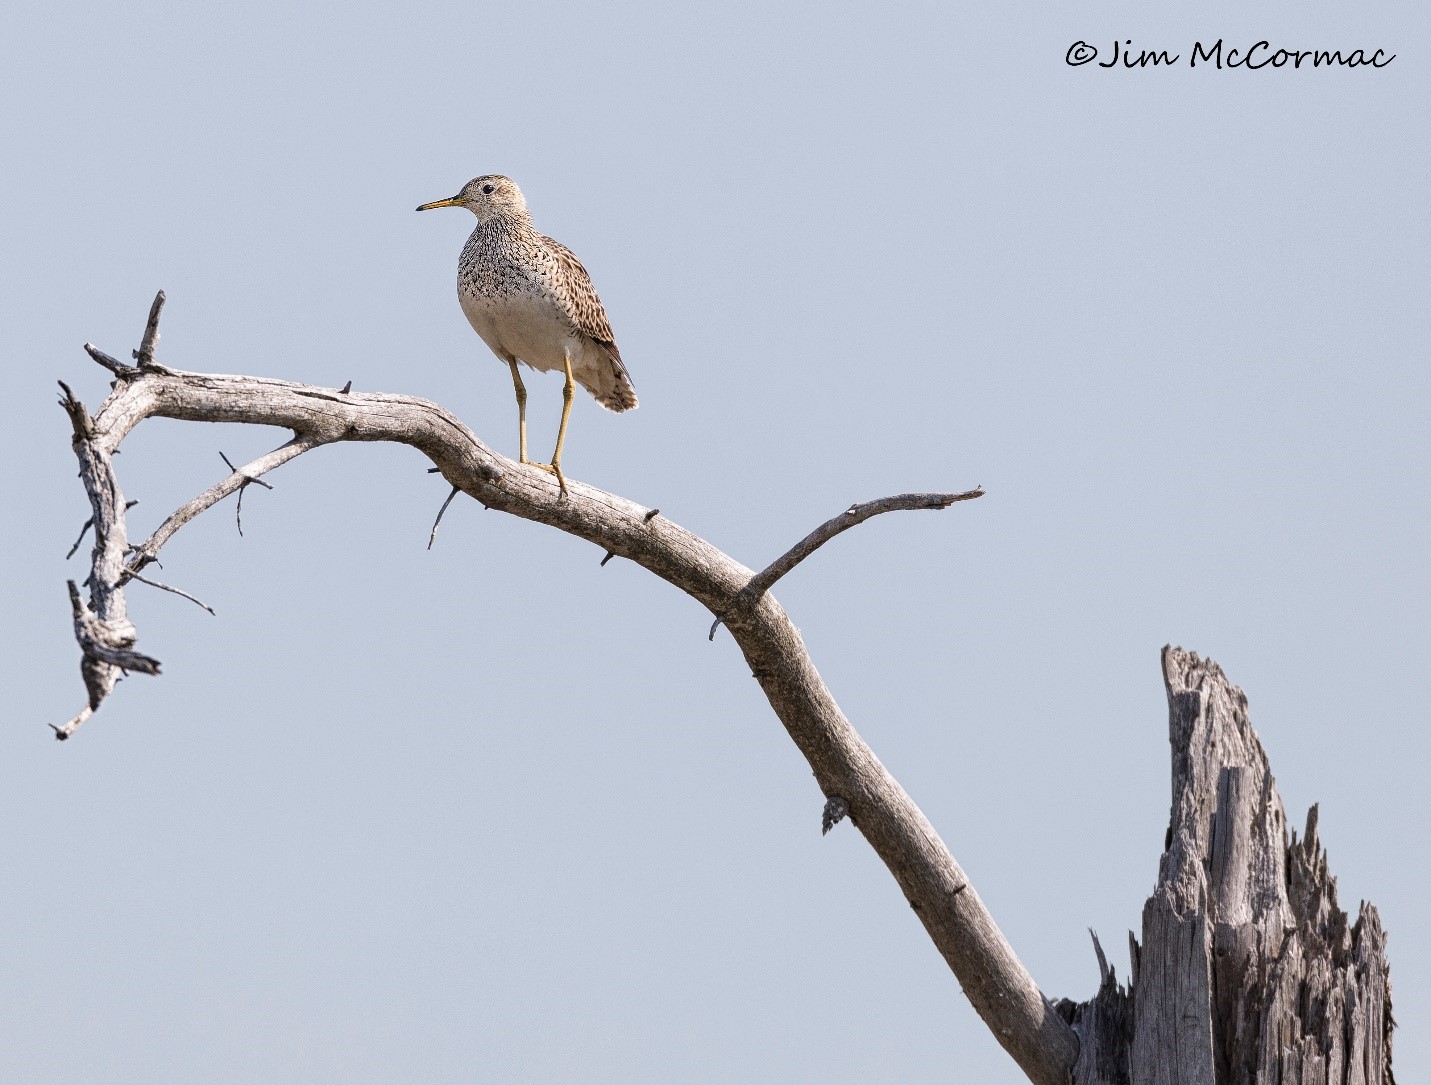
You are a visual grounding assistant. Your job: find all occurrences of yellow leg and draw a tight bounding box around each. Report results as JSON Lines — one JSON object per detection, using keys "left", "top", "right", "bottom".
{"left": 549, "top": 352, "right": 575, "bottom": 497}
{"left": 507, "top": 359, "right": 529, "bottom": 463}
{"left": 528, "top": 351, "right": 574, "bottom": 497}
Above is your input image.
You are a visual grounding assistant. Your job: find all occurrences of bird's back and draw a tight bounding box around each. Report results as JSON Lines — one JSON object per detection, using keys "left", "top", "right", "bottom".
{"left": 539, "top": 234, "right": 636, "bottom": 411}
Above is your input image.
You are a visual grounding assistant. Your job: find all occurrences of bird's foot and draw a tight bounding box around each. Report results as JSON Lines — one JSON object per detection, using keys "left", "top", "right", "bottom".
{"left": 529, "top": 461, "right": 569, "bottom": 497}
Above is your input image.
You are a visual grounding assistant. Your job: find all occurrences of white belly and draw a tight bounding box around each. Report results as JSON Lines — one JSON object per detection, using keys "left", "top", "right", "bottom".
{"left": 459, "top": 290, "right": 577, "bottom": 375}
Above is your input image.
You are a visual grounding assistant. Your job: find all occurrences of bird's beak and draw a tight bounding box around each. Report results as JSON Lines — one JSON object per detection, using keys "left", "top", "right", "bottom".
{"left": 416, "top": 196, "right": 463, "bottom": 212}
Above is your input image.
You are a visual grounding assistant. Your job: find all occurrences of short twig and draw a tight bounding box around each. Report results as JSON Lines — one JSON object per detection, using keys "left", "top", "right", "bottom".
{"left": 56, "top": 381, "right": 94, "bottom": 439}
{"left": 66, "top": 517, "right": 95, "bottom": 560}
{"left": 67, "top": 500, "right": 137, "bottom": 559}
{"left": 128, "top": 571, "right": 216, "bottom": 615}
{"left": 644, "top": 508, "right": 661, "bottom": 523}
{"left": 600, "top": 550, "right": 617, "bottom": 566}
{"left": 134, "top": 290, "right": 165, "bottom": 367}
{"left": 218, "top": 450, "right": 273, "bottom": 538}
{"left": 340, "top": 381, "right": 352, "bottom": 394}
{"left": 219, "top": 451, "right": 274, "bottom": 489}
{"left": 428, "top": 486, "right": 461, "bottom": 550}
{"left": 83, "top": 343, "right": 133, "bottom": 376}
{"left": 709, "top": 489, "right": 984, "bottom": 640}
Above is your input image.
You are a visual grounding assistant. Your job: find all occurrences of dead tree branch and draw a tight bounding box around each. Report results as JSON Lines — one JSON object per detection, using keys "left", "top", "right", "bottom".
{"left": 123, "top": 435, "right": 321, "bottom": 577}
{"left": 49, "top": 293, "right": 1076, "bottom": 1084}
{"left": 53, "top": 296, "right": 1397, "bottom": 1082}
{"left": 709, "top": 490, "right": 984, "bottom": 640}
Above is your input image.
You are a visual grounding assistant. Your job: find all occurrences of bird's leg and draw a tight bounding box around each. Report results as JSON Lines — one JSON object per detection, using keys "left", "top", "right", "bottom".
{"left": 548, "top": 351, "right": 575, "bottom": 497}
{"left": 530, "top": 351, "right": 575, "bottom": 497}
{"left": 506, "top": 359, "right": 529, "bottom": 463}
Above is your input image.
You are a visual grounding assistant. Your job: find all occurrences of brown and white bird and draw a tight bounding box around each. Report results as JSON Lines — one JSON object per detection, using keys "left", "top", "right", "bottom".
{"left": 417, "top": 175, "right": 636, "bottom": 495}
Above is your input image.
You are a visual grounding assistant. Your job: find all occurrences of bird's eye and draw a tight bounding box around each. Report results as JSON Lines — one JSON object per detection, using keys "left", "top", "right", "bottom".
{"left": 481, "top": 183, "right": 495, "bottom": 194}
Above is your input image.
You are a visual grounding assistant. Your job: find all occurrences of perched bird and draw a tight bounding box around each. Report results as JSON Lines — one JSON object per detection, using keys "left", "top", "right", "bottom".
{"left": 417, "top": 175, "right": 636, "bottom": 495}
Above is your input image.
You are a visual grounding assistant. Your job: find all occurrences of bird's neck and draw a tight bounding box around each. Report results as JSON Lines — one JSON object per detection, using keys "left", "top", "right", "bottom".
{"left": 473, "top": 210, "right": 534, "bottom": 240}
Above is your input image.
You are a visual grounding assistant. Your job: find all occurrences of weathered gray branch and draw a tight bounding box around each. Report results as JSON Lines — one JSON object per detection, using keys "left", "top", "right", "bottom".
{"left": 123, "top": 435, "right": 324, "bottom": 579}
{"left": 708, "top": 489, "right": 984, "bottom": 640}
{"left": 135, "top": 289, "right": 165, "bottom": 368}
{"left": 54, "top": 296, "right": 1393, "bottom": 1082}
{"left": 51, "top": 294, "right": 1077, "bottom": 1084}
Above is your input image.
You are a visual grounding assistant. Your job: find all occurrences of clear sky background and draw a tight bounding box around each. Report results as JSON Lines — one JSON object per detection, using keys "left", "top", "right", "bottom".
{"left": 3, "top": 2, "right": 1426, "bottom": 1082}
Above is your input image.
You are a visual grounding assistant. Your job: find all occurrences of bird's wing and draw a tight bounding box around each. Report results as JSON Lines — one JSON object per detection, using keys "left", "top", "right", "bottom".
{"left": 540, "top": 234, "right": 621, "bottom": 357}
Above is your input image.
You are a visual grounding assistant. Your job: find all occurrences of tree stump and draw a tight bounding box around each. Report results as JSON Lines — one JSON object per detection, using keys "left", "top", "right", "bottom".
{"left": 1058, "top": 647, "right": 1394, "bottom": 1084}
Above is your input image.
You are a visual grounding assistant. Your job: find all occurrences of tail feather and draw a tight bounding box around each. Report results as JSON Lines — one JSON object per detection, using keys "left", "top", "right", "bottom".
{"left": 579, "top": 343, "right": 638, "bottom": 412}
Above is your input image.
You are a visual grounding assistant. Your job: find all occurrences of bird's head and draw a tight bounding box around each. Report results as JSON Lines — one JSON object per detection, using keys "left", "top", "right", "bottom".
{"left": 416, "top": 175, "right": 529, "bottom": 221}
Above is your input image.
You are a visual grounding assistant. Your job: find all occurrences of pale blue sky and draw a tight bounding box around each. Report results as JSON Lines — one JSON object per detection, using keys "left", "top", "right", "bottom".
{"left": 4, "top": 2, "right": 1427, "bottom": 1081}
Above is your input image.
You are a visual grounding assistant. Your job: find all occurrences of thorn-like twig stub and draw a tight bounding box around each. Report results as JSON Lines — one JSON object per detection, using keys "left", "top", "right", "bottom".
{"left": 219, "top": 451, "right": 274, "bottom": 489}
{"left": 822, "top": 796, "right": 849, "bottom": 835}
{"left": 428, "top": 486, "right": 461, "bottom": 550}
{"left": 600, "top": 550, "right": 617, "bottom": 566}
{"left": 340, "top": 381, "right": 352, "bottom": 394}
{"left": 66, "top": 517, "right": 96, "bottom": 560}
{"left": 67, "top": 500, "right": 138, "bottom": 560}
{"left": 56, "top": 381, "right": 95, "bottom": 439}
{"left": 135, "top": 290, "right": 165, "bottom": 367}
{"left": 643, "top": 508, "right": 660, "bottom": 523}
{"left": 84, "top": 343, "right": 133, "bottom": 376}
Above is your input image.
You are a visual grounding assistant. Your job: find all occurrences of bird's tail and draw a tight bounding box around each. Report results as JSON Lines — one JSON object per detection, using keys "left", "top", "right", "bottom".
{"left": 581, "top": 346, "right": 638, "bottom": 412}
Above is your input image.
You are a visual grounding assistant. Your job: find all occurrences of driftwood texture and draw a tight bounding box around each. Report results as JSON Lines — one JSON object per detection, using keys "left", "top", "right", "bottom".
{"left": 1058, "top": 649, "right": 1394, "bottom": 1085}
{"left": 52, "top": 296, "right": 1393, "bottom": 1083}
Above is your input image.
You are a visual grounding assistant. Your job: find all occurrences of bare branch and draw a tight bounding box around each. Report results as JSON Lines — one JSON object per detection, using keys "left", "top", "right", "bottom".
{"left": 50, "top": 301, "right": 1076, "bottom": 1084}
{"left": 84, "top": 343, "right": 134, "bottom": 377}
{"left": 53, "top": 579, "right": 162, "bottom": 740}
{"left": 66, "top": 517, "right": 95, "bottom": 560}
{"left": 128, "top": 571, "right": 216, "bottom": 615}
{"left": 135, "top": 290, "right": 165, "bottom": 367}
{"left": 427, "top": 486, "right": 461, "bottom": 549}
{"left": 56, "top": 381, "right": 94, "bottom": 439}
{"left": 709, "top": 490, "right": 984, "bottom": 640}
{"left": 123, "top": 435, "right": 324, "bottom": 579}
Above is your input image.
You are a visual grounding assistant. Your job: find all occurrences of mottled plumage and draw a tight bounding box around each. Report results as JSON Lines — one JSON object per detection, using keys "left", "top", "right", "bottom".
{"left": 418, "top": 175, "right": 634, "bottom": 493}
